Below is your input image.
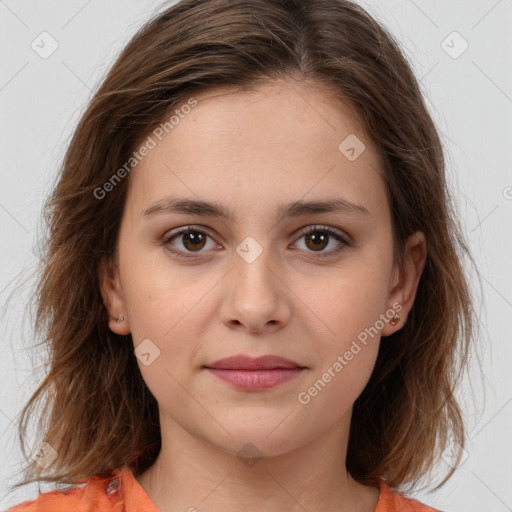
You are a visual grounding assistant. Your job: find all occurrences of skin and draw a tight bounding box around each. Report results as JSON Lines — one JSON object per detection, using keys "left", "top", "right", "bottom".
{"left": 99, "top": 78, "right": 426, "bottom": 512}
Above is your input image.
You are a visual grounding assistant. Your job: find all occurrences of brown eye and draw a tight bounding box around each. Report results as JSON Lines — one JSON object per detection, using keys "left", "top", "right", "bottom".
{"left": 162, "top": 227, "right": 219, "bottom": 258}
{"left": 293, "top": 226, "right": 350, "bottom": 257}
{"left": 304, "top": 232, "right": 329, "bottom": 251}
{"left": 181, "top": 231, "right": 207, "bottom": 251}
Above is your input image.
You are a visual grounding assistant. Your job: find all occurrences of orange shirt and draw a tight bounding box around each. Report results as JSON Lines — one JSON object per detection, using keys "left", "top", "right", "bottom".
{"left": 7, "top": 465, "right": 440, "bottom": 511}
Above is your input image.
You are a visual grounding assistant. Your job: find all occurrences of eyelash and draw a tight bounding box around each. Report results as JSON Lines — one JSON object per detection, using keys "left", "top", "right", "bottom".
{"left": 161, "top": 225, "right": 350, "bottom": 260}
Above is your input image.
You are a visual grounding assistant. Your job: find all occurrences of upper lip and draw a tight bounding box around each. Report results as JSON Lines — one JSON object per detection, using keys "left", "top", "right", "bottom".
{"left": 205, "top": 355, "right": 305, "bottom": 370}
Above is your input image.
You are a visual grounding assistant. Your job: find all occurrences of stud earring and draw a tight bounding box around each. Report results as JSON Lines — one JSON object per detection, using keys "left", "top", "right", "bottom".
{"left": 116, "top": 316, "right": 125, "bottom": 322}
{"left": 389, "top": 313, "right": 400, "bottom": 326}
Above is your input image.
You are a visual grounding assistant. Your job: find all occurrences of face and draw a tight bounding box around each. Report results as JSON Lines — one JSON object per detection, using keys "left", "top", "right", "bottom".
{"left": 100, "top": 78, "right": 423, "bottom": 459}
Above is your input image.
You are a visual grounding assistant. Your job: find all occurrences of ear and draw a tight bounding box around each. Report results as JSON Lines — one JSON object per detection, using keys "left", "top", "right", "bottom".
{"left": 381, "top": 231, "right": 427, "bottom": 336}
{"left": 98, "top": 255, "right": 131, "bottom": 335}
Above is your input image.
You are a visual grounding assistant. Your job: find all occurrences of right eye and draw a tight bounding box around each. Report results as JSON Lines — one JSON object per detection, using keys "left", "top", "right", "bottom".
{"left": 161, "top": 226, "right": 221, "bottom": 258}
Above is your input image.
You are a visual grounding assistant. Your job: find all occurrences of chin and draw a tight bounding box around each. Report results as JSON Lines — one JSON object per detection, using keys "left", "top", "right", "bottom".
{"left": 207, "top": 420, "right": 307, "bottom": 460}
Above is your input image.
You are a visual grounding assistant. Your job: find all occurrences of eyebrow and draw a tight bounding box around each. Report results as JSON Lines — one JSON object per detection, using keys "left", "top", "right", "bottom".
{"left": 141, "top": 196, "right": 370, "bottom": 221}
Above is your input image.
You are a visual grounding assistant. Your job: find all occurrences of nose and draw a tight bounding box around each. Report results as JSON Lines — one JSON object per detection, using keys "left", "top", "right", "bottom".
{"left": 218, "top": 242, "right": 292, "bottom": 335}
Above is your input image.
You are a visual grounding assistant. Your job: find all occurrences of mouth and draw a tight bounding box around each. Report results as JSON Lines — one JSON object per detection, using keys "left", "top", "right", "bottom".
{"left": 203, "top": 355, "right": 307, "bottom": 391}
{"left": 204, "top": 354, "right": 306, "bottom": 371}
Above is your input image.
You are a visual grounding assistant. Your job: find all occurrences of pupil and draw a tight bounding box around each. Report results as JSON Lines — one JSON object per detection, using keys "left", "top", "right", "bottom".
{"left": 184, "top": 232, "right": 205, "bottom": 250}
{"left": 307, "top": 232, "right": 328, "bottom": 250}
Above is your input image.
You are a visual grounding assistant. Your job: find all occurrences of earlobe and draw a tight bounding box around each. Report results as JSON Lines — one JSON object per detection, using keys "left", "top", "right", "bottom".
{"left": 98, "top": 256, "right": 131, "bottom": 335}
{"left": 382, "top": 231, "right": 427, "bottom": 336}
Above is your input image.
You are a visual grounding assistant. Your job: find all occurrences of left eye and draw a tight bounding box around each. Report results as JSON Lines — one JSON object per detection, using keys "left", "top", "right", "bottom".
{"left": 162, "top": 225, "right": 349, "bottom": 258}
{"left": 292, "top": 226, "right": 349, "bottom": 255}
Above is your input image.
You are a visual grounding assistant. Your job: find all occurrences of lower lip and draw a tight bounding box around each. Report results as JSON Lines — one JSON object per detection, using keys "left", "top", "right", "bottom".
{"left": 206, "top": 368, "right": 305, "bottom": 390}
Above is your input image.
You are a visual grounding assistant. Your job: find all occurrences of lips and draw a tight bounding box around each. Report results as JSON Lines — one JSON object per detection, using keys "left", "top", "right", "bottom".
{"left": 205, "top": 354, "right": 305, "bottom": 370}
{"left": 204, "top": 355, "right": 307, "bottom": 391}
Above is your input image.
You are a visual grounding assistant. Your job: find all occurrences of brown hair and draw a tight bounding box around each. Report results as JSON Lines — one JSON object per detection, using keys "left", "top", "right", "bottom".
{"left": 10, "top": 0, "right": 477, "bottom": 495}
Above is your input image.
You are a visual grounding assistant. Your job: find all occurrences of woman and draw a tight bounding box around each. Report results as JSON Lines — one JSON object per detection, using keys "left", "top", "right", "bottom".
{"left": 7, "top": 0, "right": 475, "bottom": 510}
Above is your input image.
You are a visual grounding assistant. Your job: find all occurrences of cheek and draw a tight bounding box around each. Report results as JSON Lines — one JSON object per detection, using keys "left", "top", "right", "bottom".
{"left": 120, "top": 256, "right": 221, "bottom": 403}
{"left": 297, "top": 283, "right": 385, "bottom": 422}
{"left": 121, "top": 246, "right": 212, "bottom": 341}
{"left": 300, "top": 254, "right": 391, "bottom": 401}
{"left": 296, "top": 341, "right": 379, "bottom": 434}
{"left": 315, "top": 260, "right": 392, "bottom": 344}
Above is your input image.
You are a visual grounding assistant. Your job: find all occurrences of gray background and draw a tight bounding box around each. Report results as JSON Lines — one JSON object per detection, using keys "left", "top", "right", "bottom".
{"left": 0, "top": 1, "right": 511, "bottom": 510}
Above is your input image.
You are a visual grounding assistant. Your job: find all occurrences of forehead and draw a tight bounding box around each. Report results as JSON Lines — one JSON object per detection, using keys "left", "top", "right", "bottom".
{"left": 189, "top": 78, "right": 372, "bottom": 142}
{"left": 125, "top": 78, "right": 387, "bottom": 222}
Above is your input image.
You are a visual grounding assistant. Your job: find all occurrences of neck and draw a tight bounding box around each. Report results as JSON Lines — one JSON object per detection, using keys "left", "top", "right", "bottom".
{"left": 135, "top": 409, "right": 380, "bottom": 512}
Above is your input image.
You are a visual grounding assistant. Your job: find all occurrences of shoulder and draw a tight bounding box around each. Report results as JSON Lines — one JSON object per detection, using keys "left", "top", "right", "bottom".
{"left": 6, "top": 471, "right": 121, "bottom": 512}
{"left": 376, "top": 480, "right": 442, "bottom": 512}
